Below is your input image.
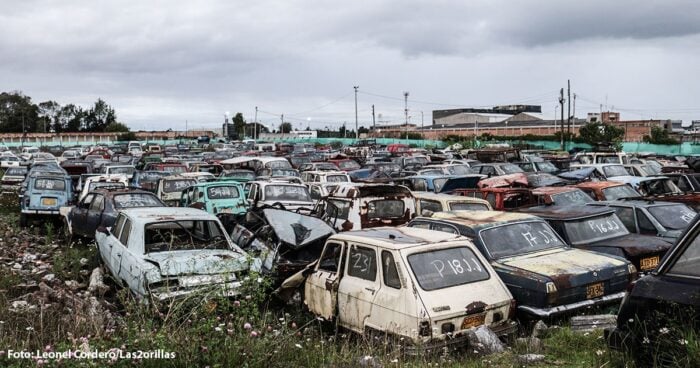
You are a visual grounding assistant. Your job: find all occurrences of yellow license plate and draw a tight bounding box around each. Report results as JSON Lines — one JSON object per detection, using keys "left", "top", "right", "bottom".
{"left": 640, "top": 256, "right": 660, "bottom": 271}
{"left": 586, "top": 282, "right": 605, "bottom": 299}
{"left": 42, "top": 198, "right": 57, "bottom": 206}
{"left": 461, "top": 314, "right": 486, "bottom": 329}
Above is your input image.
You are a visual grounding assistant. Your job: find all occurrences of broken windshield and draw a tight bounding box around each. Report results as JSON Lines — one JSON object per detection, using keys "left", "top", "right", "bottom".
{"left": 144, "top": 220, "right": 229, "bottom": 253}
{"left": 480, "top": 221, "right": 565, "bottom": 259}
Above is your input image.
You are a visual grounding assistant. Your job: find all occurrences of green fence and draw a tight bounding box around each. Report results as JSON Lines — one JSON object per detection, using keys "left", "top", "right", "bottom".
{"left": 488, "top": 140, "right": 700, "bottom": 155}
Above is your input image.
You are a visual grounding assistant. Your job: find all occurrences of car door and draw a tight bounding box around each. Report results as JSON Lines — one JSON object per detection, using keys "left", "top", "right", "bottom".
{"left": 85, "top": 194, "right": 105, "bottom": 236}
{"left": 71, "top": 193, "right": 95, "bottom": 236}
{"left": 305, "top": 241, "right": 345, "bottom": 320}
{"left": 337, "top": 243, "right": 380, "bottom": 332}
{"left": 101, "top": 214, "right": 126, "bottom": 277}
{"left": 114, "top": 218, "right": 136, "bottom": 288}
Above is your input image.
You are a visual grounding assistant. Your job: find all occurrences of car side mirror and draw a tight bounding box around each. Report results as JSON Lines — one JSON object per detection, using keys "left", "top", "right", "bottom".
{"left": 97, "top": 226, "right": 110, "bottom": 235}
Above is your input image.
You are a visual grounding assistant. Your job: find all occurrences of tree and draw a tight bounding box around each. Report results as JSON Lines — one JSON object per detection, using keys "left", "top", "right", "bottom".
{"left": 59, "top": 104, "right": 85, "bottom": 132}
{"left": 37, "top": 100, "right": 61, "bottom": 133}
{"left": 358, "top": 126, "right": 369, "bottom": 134}
{"left": 104, "top": 121, "right": 130, "bottom": 132}
{"left": 643, "top": 125, "right": 679, "bottom": 145}
{"left": 578, "top": 122, "right": 625, "bottom": 150}
{"left": 232, "top": 113, "right": 246, "bottom": 138}
{"left": 0, "top": 91, "right": 39, "bottom": 133}
{"left": 84, "top": 98, "right": 117, "bottom": 132}
{"left": 280, "top": 122, "right": 293, "bottom": 133}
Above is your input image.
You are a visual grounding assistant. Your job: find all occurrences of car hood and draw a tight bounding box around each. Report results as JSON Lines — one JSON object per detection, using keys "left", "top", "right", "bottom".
{"left": 499, "top": 248, "right": 627, "bottom": 287}
{"left": 588, "top": 234, "right": 672, "bottom": 257}
{"left": 144, "top": 249, "right": 250, "bottom": 276}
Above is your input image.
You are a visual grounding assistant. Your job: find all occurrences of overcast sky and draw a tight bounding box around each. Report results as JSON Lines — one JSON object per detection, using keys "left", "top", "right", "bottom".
{"left": 3, "top": 0, "right": 700, "bottom": 131}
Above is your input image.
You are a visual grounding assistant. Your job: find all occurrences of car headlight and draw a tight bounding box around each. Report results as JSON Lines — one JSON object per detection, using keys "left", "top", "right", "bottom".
{"left": 628, "top": 264, "right": 637, "bottom": 275}
{"left": 545, "top": 282, "right": 557, "bottom": 294}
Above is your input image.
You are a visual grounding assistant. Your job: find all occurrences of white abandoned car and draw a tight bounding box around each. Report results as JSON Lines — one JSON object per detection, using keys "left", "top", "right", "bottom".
{"left": 287, "top": 227, "right": 517, "bottom": 351}
{"left": 96, "top": 207, "right": 259, "bottom": 301}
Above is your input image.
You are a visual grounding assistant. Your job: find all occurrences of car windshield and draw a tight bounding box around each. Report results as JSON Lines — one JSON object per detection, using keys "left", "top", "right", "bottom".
{"left": 480, "top": 221, "right": 565, "bottom": 259}
{"left": 598, "top": 156, "right": 621, "bottom": 164}
{"left": 501, "top": 164, "right": 524, "bottom": 174}
{"left": 6, "top": 167, "right": 27, "bottom": 175}
{"left": 271, "top": 169, "right": 300, "bottom": 177}
{"left": 550, "top": 190, "right": 594, "bottom": 206}
{"left": 563, "top": 214, "right": 629, "bottom": 245}
{"left": 325, "top": 199, "right": 350, "bottom": 220}
{"left": 163, "top": 179, "right": 196, "bottom": 193}
{"left": 317, "top": 163, "right": 338, "bottom": 170}
{"left": 367, "top": 200, "right": 405, "bottom": 218}
{"left": 407, "top": 247, "right": 489, "bottom": 291}
{"left": 326, "top": 174, "right": 348, "bottom": 182}
{"left": 265, "top": 160, "right": 292, "bottom": 169}
{"left": 222, "top": 171, "right": 255, "bottom": 180}
{"left": 113, "top": 194, "right": 162, "bottom": 208}
{"left": 338, "top": 160, "right": 360, "bottom": 170}
{"left": 264, "top": 185, "right": 311, "bottom": 202}
{"left": 446, "top": 165, "right": 472, "bottom": 175}
{"left": 637, "top": 179, "right": 681, "bottom": 196}
{"left": 35, "top": 178, "right": 66, "bottom": 190}
{"left": 602, "top": 165, "right": 629, "bottom": 177}
{"left": 109, "top": 167, "right": 135, "bottom": 175}
{"left": 648, "top": 205, "right": 697, "bottom": 230}
{"left": 207, "top": 185, "right": 240, "bottom": 199}
{"left": 161, "top": 166, "right": 186, "bottom": 174}
{"left": 89, "top": 181, "right": 125, "bottom": 191}
{"left": 144, "top": 220, "right": 229, "bottom": 253}
{"left": 602, "top": 185, "right": 640, "bottom": 200}
{"left": 537, "top": 162, "right": 558, "bottom": 173}
{"left": 449, "top": 202, "right": 490, "bottom": 211}
{"left": 420, "top": 169, "right": 444, "bottom": 176}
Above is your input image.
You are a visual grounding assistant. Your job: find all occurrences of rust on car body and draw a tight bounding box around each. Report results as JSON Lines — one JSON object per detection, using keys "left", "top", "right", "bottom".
{"left": 477, "top": 173, "right": 529, "bottom": 189}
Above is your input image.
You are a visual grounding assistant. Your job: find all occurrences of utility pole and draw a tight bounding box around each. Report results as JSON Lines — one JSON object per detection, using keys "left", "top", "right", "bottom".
{"left": 254, "top": 106, "right": 258, "bottom": 141}
{"left": 559, "top": 88, "right": 565, "bottom": 151}
{"left": 567, "top": 80, "right": 571, "bottom": 151}
{"left": 371, "top": 104, "right": 376, "bottom": 133}
{"left": 421, "top": 111, "right": 424, "bottom": 131}
{"left": 185, "top": 120, "right": 188, "bottom": 139}
{"left": 280, "top": 114, "right": 284, "bottom": 137}
{"left": 403, "top": 92, "right": 409, "bottom": 141}
{"left": 353, "top": 86, "right": 359, "bottom": 140}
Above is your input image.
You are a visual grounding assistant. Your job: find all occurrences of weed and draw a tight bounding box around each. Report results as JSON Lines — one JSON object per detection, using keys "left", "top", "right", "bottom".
{"left": 44, "top": 222, "right": 55, "bottom": 244}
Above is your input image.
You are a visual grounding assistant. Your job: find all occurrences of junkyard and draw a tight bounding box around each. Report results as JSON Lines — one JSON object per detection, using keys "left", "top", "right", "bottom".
{"left": 1, "top": 140, "right": 699, "bottom": 368}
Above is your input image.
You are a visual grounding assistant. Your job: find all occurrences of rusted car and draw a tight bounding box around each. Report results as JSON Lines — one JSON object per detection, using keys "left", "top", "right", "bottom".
{"left": 96, "top": 208, "right": 258, "bottom": 302}
{"left": 575, "top": 181, "right": 641, "bottom": 201}
{"left": 522, "top": 205, "right": 672, "bottom": 273}
{"left": 589, "top": 200, "right": 697, "bottom": 243}
{"left": 315, "top": 183, "right": 416, "bottom": 231}
{"left": 413, "top": 192, "right": 492, "bottom": 215}
{"left": 407, "top": 211, "right": 636, "bottom": 319}
{"left": 229, "top": 208, "right": 336, "bottom": 282}
{"left": 663, "top": 172, "right": 700, "bottom": 192}
{"left": 297, "top": 227, "right": 517, "bottom": 352}
{"left": 530, "top": 187, "right": 595, "bottom": 206}
{"left": 606, "top": 215, "right": 700, "bottom": 366}
{"left": 453, "top": 173, "right": 536, "bottom": 211}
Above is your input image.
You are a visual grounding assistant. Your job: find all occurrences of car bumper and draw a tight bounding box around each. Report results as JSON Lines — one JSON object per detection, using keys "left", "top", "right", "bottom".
{"left": 150, "top": 281, "right": 243, "bottom": 302}
{"left": 21, "top": 209, "right": 60, "bottom": 215}
{"left": 404, "top": 321, "right": 518, "bottom": 355}
{"left": 517, "top": 291, "right": 626, "bottom": 319}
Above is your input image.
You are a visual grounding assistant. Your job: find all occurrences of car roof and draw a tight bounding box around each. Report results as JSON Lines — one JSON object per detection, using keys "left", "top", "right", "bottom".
{"left": 425, "top": 210, "right": 538, "bottom": 229}
{"left": 411, "top": 191, "right": 489, "bottom": 204}
{"left": 330, "top": 227, "right": 465, "bottom": 250}
{"left": 592, "top": 199, "right": 686, "bottom": 208}
{"left": 120, "top": 207, "right": 218, "bottom": 226}
{"left": 521, "top": 205, "right": 614, "bottom": 220}
{"left": 330, "top": 183, "right": 412, "bottom": 198}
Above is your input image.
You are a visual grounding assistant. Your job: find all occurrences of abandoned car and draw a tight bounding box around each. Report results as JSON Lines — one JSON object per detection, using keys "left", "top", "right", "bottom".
{"left": 156, "top": 175, "right": 198, "bottom": 206}
{"left": 246, "top": 180, "right": 314, "bottom": 212}
{"left": 315, "top": 183, "right": 416, "bottom": 231}
{"left": 413, "top": 192, "right": 492, "bottom": 215}
{"left": 522, "top": 205, "right": 672, "bottom": 273}
{"left": 95, "top": 208, "right": 259, "bottom": 301}
{"left": 407, "top": 211, "right": 636, "bottom": 319}
{"left": 78, "top": 174, "right": 128, "bottom": 202}
{"left": 180, "top": 181, "right": 247, "bottom": 215}
{"left": 62, "top": 187, "right": 164, "bottom": 241}
{"left": 299, "top": 227, "right": 517, "bottom": 350}
{"left": 20, "top": 168, "right": 73, "bottom": 227}
{"left": 589, "top": 200, "right": 697, "bottom": 243}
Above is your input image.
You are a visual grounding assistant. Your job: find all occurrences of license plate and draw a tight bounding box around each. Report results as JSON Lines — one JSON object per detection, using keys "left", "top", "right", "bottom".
{"left": 461, "top": 313, "right": 485, "bottom": 329}
{"left": 586, "top": 282, "right": 605, "bottom": 299}
{"left": 41, "top": 198, "right": 57, "bottom": 206}
{"left": 640, "top": 256, "right": 660, "bottom": 271}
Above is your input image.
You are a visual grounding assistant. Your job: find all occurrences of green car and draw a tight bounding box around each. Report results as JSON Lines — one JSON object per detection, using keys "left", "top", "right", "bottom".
{"left": 180, "top": 181, "right": 247, "bottom": 215}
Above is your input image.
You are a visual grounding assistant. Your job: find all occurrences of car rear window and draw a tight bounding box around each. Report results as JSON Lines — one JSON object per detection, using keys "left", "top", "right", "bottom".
{"left": 163, "top": 179, "right": 196, "bottom": 193}
{"left": 207, "top": 186, "right": 240, "bottom": 199}
{"left": 408, "top": 247, "right": 489, "bottom": 291}
{"left": 449, "top": 202, "right": 490, "bottom": 211}
{"left": 480, "top": 221, "right": 565, "bottom": 259}
{"left": 35, "top": 178, "right": 66, "bottom": 190}
{"left": 326, "top": 175, "right": 349, "bottom": 183}
{"left": 367, "top": 200, "right": 405, "bottom": 218}
{"left": 113, "top": 194, "right": 162, "bottom": 208}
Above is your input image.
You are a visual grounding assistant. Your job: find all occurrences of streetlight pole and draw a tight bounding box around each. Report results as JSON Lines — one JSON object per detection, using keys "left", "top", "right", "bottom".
{"left": 403, "top": 92, "right": 409, "bottom": 141}
{"left": 254, "top": 106, "right": 258, "bottom": 142}
{"left": 354, "top": 86, "right": 359, "bottom": 140}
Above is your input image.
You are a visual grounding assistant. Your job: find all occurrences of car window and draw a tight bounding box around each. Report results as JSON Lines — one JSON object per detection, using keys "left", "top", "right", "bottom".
{"left": 407, "top": 247, "right": 489, "bottom": 291}
{"left": 81, "top": 193, "right": 95, "bottom": 208}
{"left": 113, "top": 214, "right": 126, "bottom": 237}
{"left": 669, "top": 232, "right": 700, "bottom": 278}
{"left": 408, "top": 220, "right": 431, "bottom": 229}
{"left": 347, "top": 245, "right": 377, "bottom": 281}
{"left": 412, "top": 179, "right": 427, "bottom": 191}
{"left": 480, "top": 166, "right": 496, "bottom": 175}
{"left": 676, "top": 177, "right": 691, "bottom": 192}
{"left": 449, "top": 202, "right": 490, "bottom": 211}
{"left": 648, "top": 205, "right": 697, "bottom": 230}
{"left": 432, "top": 223, "right": 459, "bottom": 234}
{"left": 612, "top": 206, "right": 636, "bottom": 232}
{"left": 636, "top": 209, "right": 657, "bottom": 235}
{"left": 381, "top": 251, "right": 402, "bottom": 289}
{"left": 310, "top": 186, "right": 321, "bottom": 200}
{"left": 90, "top": 195, "right": 104, "bottom": 211}
{"left": 419, "top": 199, "right": 442, "bottom": 213}
{"left": 119, "top": 219, "right": 131, "bottom": 247}
{"left": 113, "top": 194, "right": 162, "bottom": 208}
{"left": 318, "top": 242, "right": 343, "bottom": 273}
{"left": 367, "top": 200, "right": 405, "bottom": 219}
